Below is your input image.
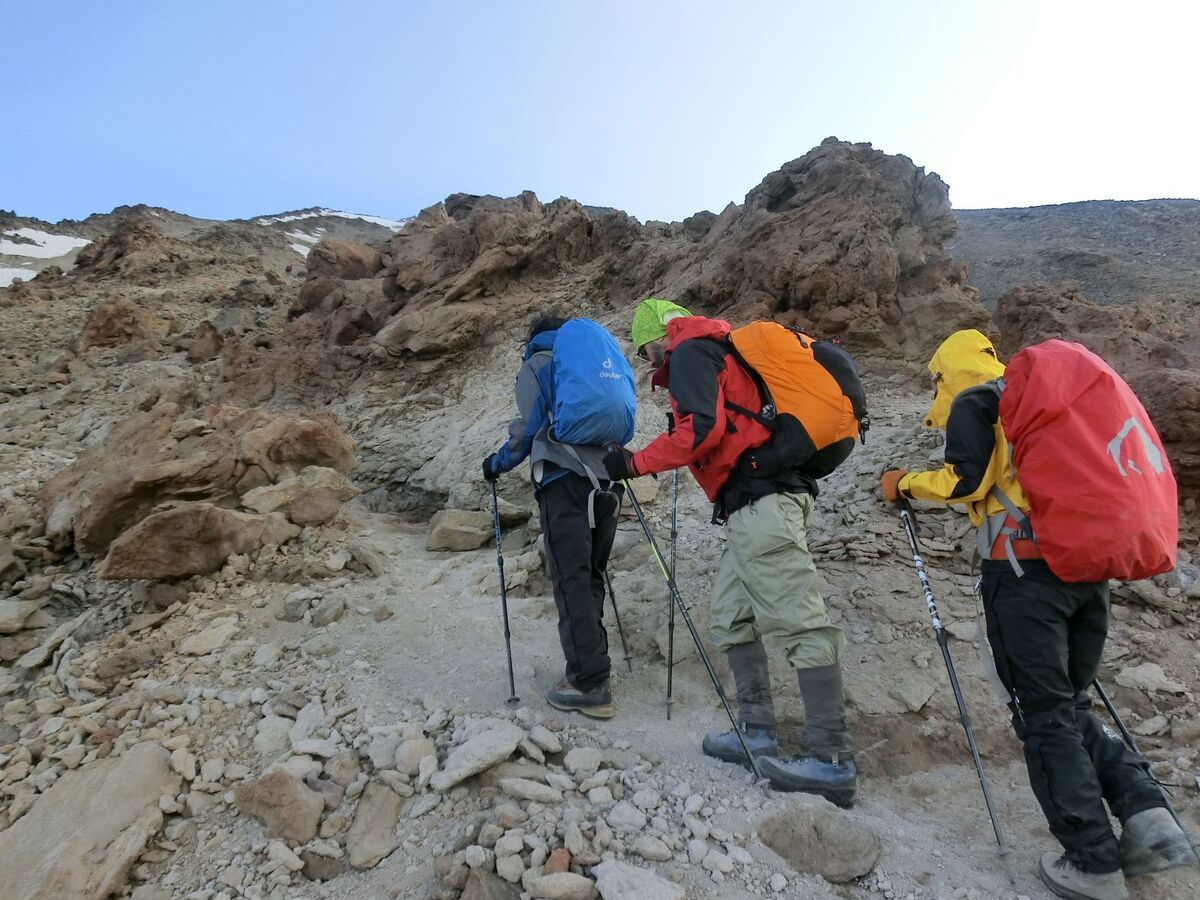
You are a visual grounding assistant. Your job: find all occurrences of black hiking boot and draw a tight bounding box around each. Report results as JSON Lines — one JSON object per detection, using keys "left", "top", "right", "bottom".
{"left": 1119, "top": 807, "right": 1199, "bottom": 876}
{"left": 758, "top": 754, "right": 857, "bottom": 808}
{"left": 545, "top": 680, "right": 614, "bottom": 719}
{"left": 701, "top": 724, "right": 778, "bottom": 769}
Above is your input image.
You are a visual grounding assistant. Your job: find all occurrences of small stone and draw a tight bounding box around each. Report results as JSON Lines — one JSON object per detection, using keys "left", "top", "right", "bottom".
{"left": 702, "top": 850, "right": 734, "bottom": 874}
{"left": 564, "top": 747, "right": 602, "bottom": 779}
{"left": 500, "top": 777, "right": 562, "bottom": 804}
{"left": 587, "top": 786, "right": 614, "bottom": 805}
{"left": 496, "top": 853, "right": 525, "bottom": 883}
{"left": 605, "top": 800, "right": 647, "bottom": 833}
{"left": 593, "top": 860, "right": 685, "bottom": 900}
{"left": 687, "top": 839, "right": 708, "bottom": 864}
{"left": 170, "top": 748, "right": 196, "bottom": 781}
{"left": 545, "top": 846, "right": 572, "bottom": 874}
{"left": 395, "top": 737, "right": 437, "bottom": 776}
{"left": 529, "top": 725, "right": 562, "bottom": 754}
{"left": 311, "top": 597, "right": 346, "bottom": 628}
{"left": 632, "top": 835, "right": 672, "bottom": 862}
{"left": 770, "top": 872, "right": 788, "bottom": 893}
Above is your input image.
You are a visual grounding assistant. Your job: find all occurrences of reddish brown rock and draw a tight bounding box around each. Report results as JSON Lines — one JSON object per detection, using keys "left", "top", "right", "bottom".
{"left": 78, "top": 297, "right": 162, "bottom": 351}
{"left": 233, "top": 771, "right": 324, "bottom": 844}
{"left": 305, "top": 239, "right": 383, "bottom": 280}
{"left": 99, "top": 504, "right": 300, "bottom": 579}
{"left": 40, "top": 403, "right": 355, "bottom": 556}
{"left": 240, "top": 466, "right": 360, "bottom": 526}
{"left": 544, "top": 847, "right": 571, "bottom": 874}
{"left": 186, "top": 320, "right": 224, "bottom": 362}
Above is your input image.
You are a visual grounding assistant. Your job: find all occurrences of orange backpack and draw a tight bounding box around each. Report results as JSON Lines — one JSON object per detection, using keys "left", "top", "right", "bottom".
{"left": 725, "top": 322, "right": 868, "bottom": 479}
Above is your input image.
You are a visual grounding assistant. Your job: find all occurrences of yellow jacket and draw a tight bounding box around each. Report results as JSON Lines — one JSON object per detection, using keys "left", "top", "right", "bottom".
{"left": 898, "top": 330, "right": 1030, "bottom": 527}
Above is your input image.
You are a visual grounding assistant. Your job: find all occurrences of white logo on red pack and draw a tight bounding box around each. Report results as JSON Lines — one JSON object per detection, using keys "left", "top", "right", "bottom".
{"left": 1106, "top": 417, "right": 1165, "bottom": 477}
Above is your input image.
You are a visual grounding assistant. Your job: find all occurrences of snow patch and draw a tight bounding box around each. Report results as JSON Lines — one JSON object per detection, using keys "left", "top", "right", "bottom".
{"left": 0, "top": 228, "right": 91, "bottom": 259}
{"left": 290, "top": 243, "right": 311, "bottom": 257}
{"left": 257, "top": 208, "right": 409, "bottom": 231}
{"left": 286, "top": 230, "right": 319, "bottom": 245}
{"left": 0, "top": 266, "right": 39, "bottom": 287}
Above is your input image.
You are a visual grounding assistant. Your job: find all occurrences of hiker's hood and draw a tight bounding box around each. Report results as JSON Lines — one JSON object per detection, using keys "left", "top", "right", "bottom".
{"left": 665, "top": 315, "right": 731, "bottom": 349}
{"left": 924, "top": 329, "right": 1006, "bottom": 429}
{"left": 523, "top": 329, "right": 557, "bottom": 360}
{"left": 631, "top": 298, "right": 692, "bottom": 350}
{"left": 649, "top": 316, "right": 732, "bottom": 390}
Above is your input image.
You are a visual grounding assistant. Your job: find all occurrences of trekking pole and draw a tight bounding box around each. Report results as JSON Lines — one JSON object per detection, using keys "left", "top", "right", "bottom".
{"left": 666, "top": 469, "right": 678, "bottom": 720}
{"left": 490, "top": 482, "right": 520, "bottom": 706}
{"left": 604, "top": 570, "right": 633, "bottom": 673}
{"left": 1092, "top": 678, "right": 1198, "bottom": 853}
{"left": 623, "top": 476, "right": 763, "bottom": 781}
{"left": 896, "top": 498, "right": 1015, "bottom": 884}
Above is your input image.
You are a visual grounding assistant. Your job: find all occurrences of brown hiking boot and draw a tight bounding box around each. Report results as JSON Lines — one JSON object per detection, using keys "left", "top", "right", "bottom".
{"left": 545, "top": 680, "right": 614, "bottom": 719}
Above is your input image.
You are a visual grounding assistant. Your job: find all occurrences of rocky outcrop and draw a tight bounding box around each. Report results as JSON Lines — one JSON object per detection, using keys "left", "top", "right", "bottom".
{"left": 0, "top": 742, "right": 172, "bottom": 900}
{"left": 99, "top": 504, "right": 301, "bottom": 579}
{"left": 77, "top": 297, "right": 166, "bottom": 351}
{"left": 240, "top": 466, "right": 360, "bottom": 526}
{"left": 995, "top": 284, "right": 1200, "bottom": 494}
{"left": 306, "top": 239, "right": 384, "bottom": 280}
{"left": 40, "top": 403, "right": 356, "bottom": 556}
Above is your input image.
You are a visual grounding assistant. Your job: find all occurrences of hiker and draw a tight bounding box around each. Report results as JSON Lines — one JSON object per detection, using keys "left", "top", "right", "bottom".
{"left": 880, "top": 329, "right": 1193, "bottom": 900}
{"left": 483, "top": 314, "right": 635, "bottom": 720}
{"left": 605, "top": 298, "right": 859, "bottom": 806}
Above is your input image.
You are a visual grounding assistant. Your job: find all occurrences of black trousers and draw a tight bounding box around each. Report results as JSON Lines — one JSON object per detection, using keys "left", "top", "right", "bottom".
{"left": 537, "top": 473, "right": 622, "bottom": 692}
{"left": 982, "top": 560, "right": 1164, "bottom": 873}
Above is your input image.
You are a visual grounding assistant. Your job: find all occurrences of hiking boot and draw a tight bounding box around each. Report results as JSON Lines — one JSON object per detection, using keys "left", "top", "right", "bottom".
{"left": 1039, "top": 853, "right": 1128, "bottom": 900}
{"left": 1119, "top": 807, "right": 1199, "bottom": 876}
{"left": 758, "top": 754, "right": 857, "bottom": 808}
{"left": 701, "top": 723, "right": 778, "bottom": 769}
{"left": 545, "top": 680, "right": 614, "bottom": 719}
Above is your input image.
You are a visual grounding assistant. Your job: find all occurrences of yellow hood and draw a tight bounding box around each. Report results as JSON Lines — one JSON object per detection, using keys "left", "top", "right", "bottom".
{"left": 924, "top": 329, "right": 1005, "bottom": 429}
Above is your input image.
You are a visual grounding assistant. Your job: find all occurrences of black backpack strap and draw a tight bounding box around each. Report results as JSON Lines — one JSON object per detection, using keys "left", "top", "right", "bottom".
{"left": 722, "top": 337, "right": 777, "bottom": 429}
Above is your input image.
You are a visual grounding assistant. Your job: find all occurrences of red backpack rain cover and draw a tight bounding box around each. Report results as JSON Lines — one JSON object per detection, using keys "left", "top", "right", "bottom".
{"left": 999, "top": 340, "right": 1178, "bottom": 583}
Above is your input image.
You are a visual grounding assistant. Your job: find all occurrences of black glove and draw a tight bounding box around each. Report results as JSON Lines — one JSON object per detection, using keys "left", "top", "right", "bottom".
{"left": 482, "top": 454, "right": 500, "bottom": 482}
{"left": 603, "top": 447, "right": 638, "bottom": 481}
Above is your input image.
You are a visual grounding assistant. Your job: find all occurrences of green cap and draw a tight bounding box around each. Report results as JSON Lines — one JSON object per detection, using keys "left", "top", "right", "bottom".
{"left": 631, "top": 298, "right": 692, "bottom": 350}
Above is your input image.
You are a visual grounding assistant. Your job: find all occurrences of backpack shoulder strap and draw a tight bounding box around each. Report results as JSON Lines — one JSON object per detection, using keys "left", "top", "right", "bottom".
{"left": 721, "top": 336, "right": 777, "bottom": 429}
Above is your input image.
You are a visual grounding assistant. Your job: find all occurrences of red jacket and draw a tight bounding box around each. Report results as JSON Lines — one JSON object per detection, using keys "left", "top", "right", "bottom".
{"left": 632, "top": 317, "right": 772, "bottom": 501}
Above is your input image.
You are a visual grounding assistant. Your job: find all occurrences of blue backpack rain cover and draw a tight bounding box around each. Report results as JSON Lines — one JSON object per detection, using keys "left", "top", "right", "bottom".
{"left": 551, "top": 319, "right": 637, "bottom": 447}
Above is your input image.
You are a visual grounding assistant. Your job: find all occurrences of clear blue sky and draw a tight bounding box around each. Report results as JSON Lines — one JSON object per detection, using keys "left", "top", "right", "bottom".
{"left": 5, "top": 1, "right": 1197, "bottom": 223}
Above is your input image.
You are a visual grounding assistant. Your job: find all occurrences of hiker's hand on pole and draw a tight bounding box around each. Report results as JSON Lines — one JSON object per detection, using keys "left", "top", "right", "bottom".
{"left": 603, "top": 446, "right": 638, "bottom": 481}
{"left": 880, "top": 468, "right": 908, "bottom": 503}
{"left": 482, "top": 454, "right": 500, "bottom": 482}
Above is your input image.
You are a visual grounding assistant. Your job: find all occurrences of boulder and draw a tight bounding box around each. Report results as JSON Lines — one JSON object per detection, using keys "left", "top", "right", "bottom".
{"left": 41, "top": 403, "right": 354, "bottom": 555}
{"left": 78, "top": 297, "right": 164, "bottom": 351}
{"left": 427, "top": 509, "right": 493, "bottom": 552}
{"left": 430, "top": 721, "right": 524, "bottom": 791}
{"left": 305, "top": 239, "right": 384, "bottom": 280}
{"left": 240, "top": 465, "right": 360, "bottom": 526}
{"left": 346, "top": 782, "right": 404, "bottom": 869}
{"left": 185, "top": 320, "right": 224, "bottom": 363}
{"left": 100, "top": 504, "right": 300, "bottom": 579}
{"left": 593, "top": 860, "right": 685, "bottom": 900}
{"left": 758, "top": 799, "right": 880, "bottom": 883}
{"left": 0, "top": 742, "right": 172, "bottom": 900}
{"left": 233, "top": 771, "right": 324, "bottom": 844}
{"left": 0, "top": 596, "right": 50, "bottom": 634}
